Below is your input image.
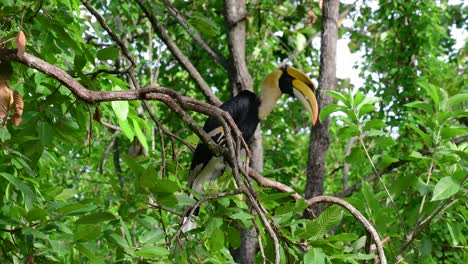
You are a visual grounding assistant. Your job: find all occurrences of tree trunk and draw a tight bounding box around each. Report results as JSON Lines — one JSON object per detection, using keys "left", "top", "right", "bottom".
{"left": 224, "top": 0, "right": 259, "bottom": 263}
{"left": 305, "top": 0, "right": 339, "bottom": 214}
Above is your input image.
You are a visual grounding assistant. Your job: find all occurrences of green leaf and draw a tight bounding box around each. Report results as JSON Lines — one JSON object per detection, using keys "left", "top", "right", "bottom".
{"left": 76, "top": 244, "right": 105, "bottom": 264}
{"left": 304, "top": 248, "right": 326, "bottom": 264}
{"left": 135, "top": 246, "right": 169, "bottom": 258}
{"left": 417, "top": 178, "right": 433, "bottom": 196}
{"left": 97, "top": 47, "right": 120, "bottom": 60}
{"left": 110, "top": 233, "right": 130, "bottom": 249}
{"left": 295, "top": 33, "right": 307, "bottom": 51}
{"left": 120, "top": 218, "right": 133, "bottom": 248}
{"left": 431, "top": 177, "right": 460, "bottom": 201}
{"left": 209, "top": 229, "right": 225, "bottom": 251}
{"left": 319, "top": 104, "right": 347, "bottom": 122}
{"left": 420, "top": 236, "right": 432, "bottom": 257}
{"left": 36, "top": 121, "right": 54, "bottom": 146}
{"left": 112, "top": 100, "right": 129, "bottom": 121}
{"left": 326, "top": 233, "right": 359, "bottom": 242}
{"left": 228, "top": 211, "right": 253, "bottom": 221}
{"left": 132, "top": 118, "right": 149, "bottom": 152}
{"left": 74, "top": 224, "right": 101, "bottom": 242}
{"left": 74, "top": 55, "right": 86, "bottom": 72}
{"left": 379, "top": 155, "right": 399, "bottom": 169}
{"left": 76, "top": 212, "right": 116, "bottom": 225}
{"left": 118, "top": 119, "right": 134, "bottom": 140}
{"left": 356, "top": 95, "right": 380, "bottom": 112}
{"left": 324, "top": 90, "right": 347, "bottom": 104}
{"left": 363, "top": 119, "right": 386, "bottom": 130}
{"left": 446, "top": 222, "right": 460, "bottom": 245}
{"left": 227, "top": 226, "right": 241, "bottom": 249}
{"left": 405, "top": 101, "right": 434, "bottom": 115}
{"left": 418, "top": 81, "right": 440, "bottom": 109}
{"left": 55, "top": 188, "right": 78, "bottom": 201}
{"left": 362, "top": 180, "right": 379, "bottom": 213}
{"left": 0, "top": 173, "right": 37, "bottom": 207}
{"left": 140, "top": 229, "right": 165, "bottom": 244}
{"left": 149, "top": 179, "right": 178, "bottom": 195}
{"left": 302, "top": 206, "right": 343, "bottom": 240}
{"left": 188, "top": 14, "right": 220, "bottom": 37}
{"left": 58, "top": 202, "right": 97, "bottom": 215}
{"left": 26, "top": 208, "right": 47, "bottom": 222}
{"left": 445, "top": 93, "right": 468, "bottom": 109}
{"left": 408, "top": 124, "right": 432, "bottom": 147}
{"left": 441, "top": 127, "right": 468, "bottom": 140}
{"left": 358, "top": 104, "right": 376, "bottom": 116}
{"left": 0, "top": 127, "right": 11, "bottom": 142}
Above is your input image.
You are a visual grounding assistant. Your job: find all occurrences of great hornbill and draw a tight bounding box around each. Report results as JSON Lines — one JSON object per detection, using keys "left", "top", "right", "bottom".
{"left": 182, "top": 66, "right": 318, "bottom": 232}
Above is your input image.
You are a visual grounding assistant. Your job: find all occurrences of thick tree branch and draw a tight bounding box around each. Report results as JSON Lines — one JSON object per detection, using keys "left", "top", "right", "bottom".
{"left": 135, "top": 0, "right": 222, "bottom": 106}
{"left": 2, "top": 48, "right": 386, "bottom": 264}
{"left": 0, "top": 49, "right": 224, "bottom": 154}
{"left": 160, "top": 0, "right": 228, "bottom": 69}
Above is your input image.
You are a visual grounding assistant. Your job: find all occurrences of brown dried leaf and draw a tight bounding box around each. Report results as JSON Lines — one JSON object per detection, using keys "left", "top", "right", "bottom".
{"left": 307, "top": 10, "right": 318, "bottom": 24}
{"left": 16, "top": 31, "right": 26, "bottom": 58}
{"left": 93, "top": 106, "right": 101, "bottom": 122}
{"left": 13, "top": 90, "right": 24, "bottom": 116}
{"left": 0, "top": 60, "right": 13, "bottom": 81}
{"left": 0, "top": 82, "right": 13, "bottom": 119}
{"left": 11, "top": 113, "right": 22, "bottom": 126}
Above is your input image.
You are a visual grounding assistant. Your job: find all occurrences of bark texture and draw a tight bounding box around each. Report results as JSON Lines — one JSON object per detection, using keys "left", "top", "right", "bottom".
{"left": 305, "top": 0, "right": 339, "bottom": 212}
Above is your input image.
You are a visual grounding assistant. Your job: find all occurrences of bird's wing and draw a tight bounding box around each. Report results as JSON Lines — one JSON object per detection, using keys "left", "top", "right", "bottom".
{"left": 188, "top": 91, "right": 260, "bottom": 192}
{"left": 188, "top": 126, "right": 226, "bottom": 191}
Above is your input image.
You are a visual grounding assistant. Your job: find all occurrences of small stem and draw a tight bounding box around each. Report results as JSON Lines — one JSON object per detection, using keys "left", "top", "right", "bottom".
{"left": 358, "top": 136, "right": 408, "bottom": 236}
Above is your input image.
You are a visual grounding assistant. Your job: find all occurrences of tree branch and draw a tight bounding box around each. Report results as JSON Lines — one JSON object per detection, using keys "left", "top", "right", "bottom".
{"left": 395, "top": 198, "right": 459, "bottom": 262}
{"left": 81, "top": 0, "right": 136, "bottom": 67}
{"left": 2, "top": 48, "right": 386, "bottom": 264}
{"left": 307, "top": 196, "right": 387, "bottom": 264}
{"left": 160, "top": 0, "right": 228, "bottom": 69}
{"left": 135, "top": 0, "right": 222, "bottom": 106}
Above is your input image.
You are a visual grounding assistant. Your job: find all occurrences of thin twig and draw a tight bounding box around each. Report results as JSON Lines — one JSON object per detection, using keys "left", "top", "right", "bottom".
{"left": 359, "top": 136, "right": 408, "bottom": 236}
{"left": 81, "top": 0, "right": 136, "bottom": 67}
{"left": 135, "top": 0, "right": 222, "bottom": 106}
{"left": 2, "top": 48, "right": 388, "bottom": 263}
{"left": 99, "top": 132, "right": 119, "bottom": 174}
{"left": 171, "top": 190, "right": 242, "bottom": 246}
{"left": 396, "top": 198, "right": 459, "bottom": 262}
{"left": 160, "top": 0, "right": 228, "bottom": 68}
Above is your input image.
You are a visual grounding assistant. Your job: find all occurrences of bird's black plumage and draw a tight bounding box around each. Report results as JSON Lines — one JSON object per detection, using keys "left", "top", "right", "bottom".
{"left": 188, "top": 90, "right": 260, "bottom": 189}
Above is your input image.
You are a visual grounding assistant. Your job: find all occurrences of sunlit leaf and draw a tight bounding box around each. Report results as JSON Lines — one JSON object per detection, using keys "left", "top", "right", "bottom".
{"left": 431, "top": 177, "right": 460, "bottom": 201}
{"left": 112, "top": 100, "right": 129, "bottom": 121}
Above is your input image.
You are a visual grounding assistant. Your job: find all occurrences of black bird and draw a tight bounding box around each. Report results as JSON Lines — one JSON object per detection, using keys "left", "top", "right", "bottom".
{"left": 182, "top": 66, "right": 318, "bottom": 231}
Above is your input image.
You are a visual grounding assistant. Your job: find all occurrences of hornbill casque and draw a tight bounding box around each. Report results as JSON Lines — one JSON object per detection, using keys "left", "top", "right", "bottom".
{"left": 182, "top": 66, "right": 318, "bottom": 232}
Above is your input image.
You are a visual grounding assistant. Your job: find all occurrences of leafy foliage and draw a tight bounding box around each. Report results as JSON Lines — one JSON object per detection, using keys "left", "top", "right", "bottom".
{"left": 0, "top": 0, "right": 466, "bottom": 263}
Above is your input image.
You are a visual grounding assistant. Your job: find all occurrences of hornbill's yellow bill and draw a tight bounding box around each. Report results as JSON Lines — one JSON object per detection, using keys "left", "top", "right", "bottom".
{"left": 182, "top": 65, "right": 319, "bottom": 232}
{"left": 285, "top": 66, "right": 319, "bottom": 125}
